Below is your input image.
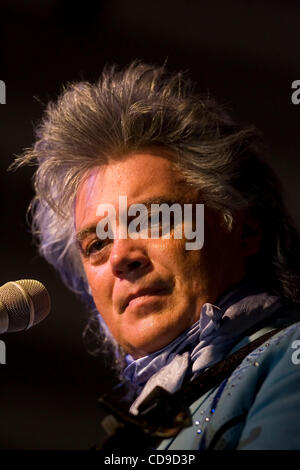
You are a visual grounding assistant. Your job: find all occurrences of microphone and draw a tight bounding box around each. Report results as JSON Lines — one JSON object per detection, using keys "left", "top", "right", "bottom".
{"left": 0, "top": 279, "right": 51, "bottom": 334}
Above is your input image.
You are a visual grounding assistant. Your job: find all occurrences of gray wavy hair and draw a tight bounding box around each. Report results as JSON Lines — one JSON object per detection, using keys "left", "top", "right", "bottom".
{"left": 14, "top": 61, "right": 300, "bottom": 372}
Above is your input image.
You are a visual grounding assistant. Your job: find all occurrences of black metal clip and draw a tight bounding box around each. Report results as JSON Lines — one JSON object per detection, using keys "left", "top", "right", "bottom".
{"left": 95, "top": 385, "right": 192, "bottom": 450}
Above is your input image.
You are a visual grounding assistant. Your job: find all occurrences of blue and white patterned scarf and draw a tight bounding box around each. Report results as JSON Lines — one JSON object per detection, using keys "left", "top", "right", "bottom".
{"left": 124, "top": 280, "right": 281, "bottom": 414}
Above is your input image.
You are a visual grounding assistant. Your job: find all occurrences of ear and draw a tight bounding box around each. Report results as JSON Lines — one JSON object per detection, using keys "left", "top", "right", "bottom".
{"left": 240, "top": 210, "right": 262, "bottom": 257}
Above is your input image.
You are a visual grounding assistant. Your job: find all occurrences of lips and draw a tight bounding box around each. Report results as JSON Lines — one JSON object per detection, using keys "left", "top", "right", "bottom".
{"left": 120, "top": 286, "right": 170, "bottom": 313}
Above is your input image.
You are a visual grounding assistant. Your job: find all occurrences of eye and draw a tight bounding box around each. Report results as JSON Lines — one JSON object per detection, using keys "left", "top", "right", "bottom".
{"left": 150, "top": 210, "right": 177, "bottom": 237}
{"left": 85, "top": 239, "right": 105, "bottom": 257}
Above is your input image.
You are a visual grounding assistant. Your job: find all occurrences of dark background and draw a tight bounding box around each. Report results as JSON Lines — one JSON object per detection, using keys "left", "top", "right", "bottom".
{"left": 0, "top": 0, "right": 299, "bottom": 449}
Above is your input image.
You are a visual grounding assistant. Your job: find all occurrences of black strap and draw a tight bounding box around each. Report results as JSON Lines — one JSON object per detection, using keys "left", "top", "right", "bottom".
{"left": 96, "top": 325, "right": 287, "bottom": 450}
{"left": 176, "top": 327, "right": 282, "bottom": 408}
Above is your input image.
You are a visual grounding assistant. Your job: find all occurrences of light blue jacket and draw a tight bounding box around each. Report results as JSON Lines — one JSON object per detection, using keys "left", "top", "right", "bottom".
{"left": 157, "top": 317, "right": 300, "bottom": 450}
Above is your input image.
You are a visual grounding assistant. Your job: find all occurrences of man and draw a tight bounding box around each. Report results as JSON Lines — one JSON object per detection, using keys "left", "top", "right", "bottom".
{"left": 16, "top": 62, "right": 300, "bottom": 449}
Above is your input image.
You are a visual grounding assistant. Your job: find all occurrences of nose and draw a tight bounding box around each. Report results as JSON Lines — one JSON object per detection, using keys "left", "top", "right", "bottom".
{"left": 110, "top": 238, "right": 150, "bottom": 279}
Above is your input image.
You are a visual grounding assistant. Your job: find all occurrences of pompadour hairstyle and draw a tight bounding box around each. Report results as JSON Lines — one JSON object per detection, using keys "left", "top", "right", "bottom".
{"left": 14, "top": 61, "right": 300, "bottom": 371}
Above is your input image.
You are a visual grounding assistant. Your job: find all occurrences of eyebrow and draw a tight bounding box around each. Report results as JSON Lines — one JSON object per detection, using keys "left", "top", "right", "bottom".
{"left": 76, "top": 224, "right": 98, "bottom": 243}
{"left": 75, "top": 197, "right": 189, "bottom": 244}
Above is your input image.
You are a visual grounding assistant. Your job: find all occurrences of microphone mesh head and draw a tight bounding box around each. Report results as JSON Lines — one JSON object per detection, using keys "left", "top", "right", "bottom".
{"left": 0, "top": 279, "right": 51, "bottom": 333}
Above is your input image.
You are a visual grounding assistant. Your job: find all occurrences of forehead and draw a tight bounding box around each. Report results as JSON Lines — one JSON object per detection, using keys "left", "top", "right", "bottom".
{"left": 75, "top": 153, "right": 188, "bottom": 229}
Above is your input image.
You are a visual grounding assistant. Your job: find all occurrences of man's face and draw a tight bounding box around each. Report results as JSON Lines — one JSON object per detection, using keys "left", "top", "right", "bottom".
{"left": 75, "top": 153, "right": 246, "bottom": 358}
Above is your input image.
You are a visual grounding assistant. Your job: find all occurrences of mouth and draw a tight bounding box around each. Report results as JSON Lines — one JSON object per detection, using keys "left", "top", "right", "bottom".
{"left": 121, "top": 286, "right": 171, "bottom": 313}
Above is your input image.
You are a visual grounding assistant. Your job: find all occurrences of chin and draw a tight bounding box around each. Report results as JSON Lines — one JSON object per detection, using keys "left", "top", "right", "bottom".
{"left": 123, "top": 340, "right": 160, "bottom": 359}
{"left": 122, "top": 330, "right": 179, "bottom": 359}
{"left": 117, "top": 308, "right": 194, "bottom": 358}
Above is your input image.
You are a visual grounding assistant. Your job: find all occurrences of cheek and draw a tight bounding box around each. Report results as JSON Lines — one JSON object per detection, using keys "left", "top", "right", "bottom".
{"left": 151, "top": 238, "right": 204, "bottom": 282}
{"left": 84, "top": 263, "right": 113, "bottom": 309}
